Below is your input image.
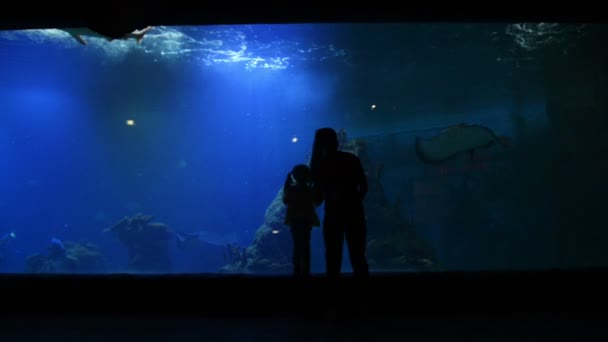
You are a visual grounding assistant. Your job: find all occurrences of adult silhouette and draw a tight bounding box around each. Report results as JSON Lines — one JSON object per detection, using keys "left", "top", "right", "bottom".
{"left": 310, "top": 128, "right": 369, "bottom": 278}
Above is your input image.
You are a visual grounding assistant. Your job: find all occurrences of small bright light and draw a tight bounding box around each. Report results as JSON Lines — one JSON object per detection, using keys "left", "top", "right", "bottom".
{"left": 291, "top": 136, "right": 298, "bottom": 143}
{"left": 371, "top": 104, "right": 376, "bottom": 110}
{"left": 126, "top": 119, "right": 135, "bottom": 126}
{"left": 272, "top": 230, "right": 279, "bottom": 234}
{"left": 9, "top": 232, "right": 16, "bottom": 238}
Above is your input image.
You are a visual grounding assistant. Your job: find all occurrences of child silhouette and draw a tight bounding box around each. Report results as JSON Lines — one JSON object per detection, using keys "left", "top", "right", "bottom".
{"left": 282, "top": 164, "right": 322, "bottom": 277}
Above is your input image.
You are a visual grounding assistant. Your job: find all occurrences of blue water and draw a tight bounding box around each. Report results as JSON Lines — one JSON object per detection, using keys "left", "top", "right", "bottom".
{"left": 0, "top": 23, "right": 602, "bottom": 274}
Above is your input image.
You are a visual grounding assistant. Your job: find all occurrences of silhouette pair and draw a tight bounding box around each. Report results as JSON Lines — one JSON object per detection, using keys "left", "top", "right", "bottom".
{"left": 282, "top": 128, "right": 369, "bottom": 278}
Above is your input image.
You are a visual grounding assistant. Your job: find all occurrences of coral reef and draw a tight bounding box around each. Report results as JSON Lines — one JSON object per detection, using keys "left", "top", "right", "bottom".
{"left": 104, "top": 213, "right": 173, "bottom": 273}
{"left": 222, "top": 129, "right": 439, "bottom": 273}
{"left": 25, "top": 241, "right": 106, "bottom": 274}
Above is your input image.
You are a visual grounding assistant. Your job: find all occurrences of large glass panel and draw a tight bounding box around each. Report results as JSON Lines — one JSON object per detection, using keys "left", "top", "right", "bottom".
{"left": 0, "top": 23, "right": 604, "bottom": 274}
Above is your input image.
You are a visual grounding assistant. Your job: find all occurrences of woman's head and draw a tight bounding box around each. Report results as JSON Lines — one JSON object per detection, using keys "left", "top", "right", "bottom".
{"left": 313, "top": 128, "right": 339, "bottom": 155}
{"left": 310, "top": 127, "right": 338, "bottom": 183}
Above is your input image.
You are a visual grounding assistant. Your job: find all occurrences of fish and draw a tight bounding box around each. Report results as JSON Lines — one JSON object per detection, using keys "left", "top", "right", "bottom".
{"left": 49, "top": 237, "right": 66, "bottom": 257}
{"left": 59, "top": 26, "right": 154, "bottom": 46}
{"left": 415, "top": 123, "right": 511, "bottom": 165}
{"left": 172, "top": 231, "right": 203, "bottom": 250}
{"left": 173, "top": 230, "right": 239, "bottom": 249}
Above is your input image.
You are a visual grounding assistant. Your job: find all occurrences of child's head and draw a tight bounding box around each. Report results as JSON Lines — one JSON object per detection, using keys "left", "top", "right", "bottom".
{"left": 291, "top": 164, "right": 312, "bottom": 184}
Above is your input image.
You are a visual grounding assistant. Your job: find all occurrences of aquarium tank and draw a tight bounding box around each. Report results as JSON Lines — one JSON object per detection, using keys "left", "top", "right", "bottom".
{"left": 0, "top": 22, "right": 605, "bottom": 275}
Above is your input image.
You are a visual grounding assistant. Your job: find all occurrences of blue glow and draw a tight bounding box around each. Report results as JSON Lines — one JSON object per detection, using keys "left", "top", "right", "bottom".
{"left": 0, "top": 22, "right": 568, "bottom": 274}
{"left": 0, "top": 24, "right": 350, "bottom": 272}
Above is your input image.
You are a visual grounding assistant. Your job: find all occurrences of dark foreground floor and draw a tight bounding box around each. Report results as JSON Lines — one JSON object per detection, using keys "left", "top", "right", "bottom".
{"left": 1, "top": 270, "right": 607, "bottom": 340}
{"left": 1, "top": 314, "right": 606, "bottom": 341}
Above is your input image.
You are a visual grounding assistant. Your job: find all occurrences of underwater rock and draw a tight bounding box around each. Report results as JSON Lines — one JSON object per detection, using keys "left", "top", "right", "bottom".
{"left": 222, "top": 130, "right": 439, "bottom": 274}
{"left": 366, "top": 227, "right": 439, "bottom": 272}
{"left": 104, "top": 213, "right": 173, "bottom": 273}
{"left": 220, "top": 189, "right": 292, "bottom": 274}
{"left": 25, "top": 241, "right": 106, "bottom": 274}
{"left": 222, "top": 244, "right": 247, "bottom": 269}
{"left": 341, "top": 130, "right": 439, "bottom": 271}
